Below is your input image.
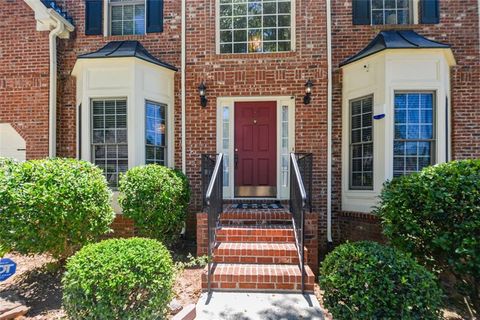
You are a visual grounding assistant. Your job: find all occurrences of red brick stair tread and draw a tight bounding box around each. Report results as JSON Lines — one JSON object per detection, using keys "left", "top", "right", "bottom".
{"left": 213, "top": 242, "right": 306, "bottom": 264}
{"left": 216, "top": 225, "right": 295, "bottom": 243}
{"left": 202, "top": 263, "right": 314, "bottom": 292}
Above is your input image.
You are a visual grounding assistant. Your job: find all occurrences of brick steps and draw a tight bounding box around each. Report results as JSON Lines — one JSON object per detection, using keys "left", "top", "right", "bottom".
{"left": 213, "top": 242, "right": 306, "bottom": 264}
{"left": 216, "top": 225, "right": 295, "bottom": 243}
{"left": 201, "top": 263, "right": 315, "bottom": 292}
{"left": 220, "top": 210, "right": 291, "bottom": 225}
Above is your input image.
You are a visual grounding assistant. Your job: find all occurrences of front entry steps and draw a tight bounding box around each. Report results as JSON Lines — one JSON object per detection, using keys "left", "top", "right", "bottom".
{"left": 201, "top": 205, "right": 315, "bottom": 293}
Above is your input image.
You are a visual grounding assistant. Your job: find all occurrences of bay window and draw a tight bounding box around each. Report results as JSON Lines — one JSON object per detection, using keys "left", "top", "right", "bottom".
{"left": 350, "top": 95, "right": 374, "bottom": 190}
{"left": 91, "top": 99, "right": 128, "bottom": 187}
{"left": 393, "top": 92, "right": 435, "bottom": 177}
{"left": 145, "top": 101, "right": 167, "bottom": 165}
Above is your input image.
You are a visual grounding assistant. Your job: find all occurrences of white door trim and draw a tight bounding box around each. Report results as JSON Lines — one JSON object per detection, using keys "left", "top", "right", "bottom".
{"left": 216, "top": 96, "right": 295, "bottom": 199}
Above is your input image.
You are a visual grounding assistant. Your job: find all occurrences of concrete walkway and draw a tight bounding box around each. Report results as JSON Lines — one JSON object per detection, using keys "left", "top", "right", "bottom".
{"left": 196, "top": 292, "right": 326, "bottom": 320}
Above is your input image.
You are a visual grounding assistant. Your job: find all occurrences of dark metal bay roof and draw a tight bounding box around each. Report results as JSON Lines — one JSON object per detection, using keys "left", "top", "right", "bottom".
{"left": 78, "top": 41, "right": 178, "bottom": 71}
{"left": 340, "top": 30, "right": 450, "bottom": 67}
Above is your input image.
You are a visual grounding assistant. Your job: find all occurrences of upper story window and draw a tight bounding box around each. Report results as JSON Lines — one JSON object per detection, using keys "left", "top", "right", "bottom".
{"left": 218, "top": 0, "right": 293, "bottom": 54}
{"left": 393, "top": 92, "right": 435, "bottom": 177}
{"left": 352, "top": 0, "right": 440, "bottom": 25}
{"left": 110, "top": 0, "right": 146, "bottom": 36}
{"left": 371, "top": 0, "right": 411, "bottom": 25}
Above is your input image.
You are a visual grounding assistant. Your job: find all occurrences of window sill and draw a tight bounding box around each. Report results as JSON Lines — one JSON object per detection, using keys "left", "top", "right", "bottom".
{"left": 104, "top": 34, "right": 148, "bottom": 40}
{"left": 214, "top": 50, "right": 297, "bottom": 60}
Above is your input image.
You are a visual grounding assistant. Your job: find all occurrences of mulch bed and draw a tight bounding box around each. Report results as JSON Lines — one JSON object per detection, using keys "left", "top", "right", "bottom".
{"left": 0, "top": 240, "right": 203, "bottom": 320}
{"left": 0, "top": 246, "right": 473, "bottom": 320}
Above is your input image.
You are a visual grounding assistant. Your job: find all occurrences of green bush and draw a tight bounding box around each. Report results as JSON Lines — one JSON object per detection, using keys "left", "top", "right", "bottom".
{"left": 119, "top": 165, "right": 190, "bottom": 246}
{"left": 62, "top": 238, "right": 174, "bottom": 320}
{"left": 319, "top": 241, "right": 443, "bottom": 320}
{"left": 376, "top": 160, "right": 480, "bottom": 312}
{"left": 0, "top": 158, "right": 114, "bottom": 261}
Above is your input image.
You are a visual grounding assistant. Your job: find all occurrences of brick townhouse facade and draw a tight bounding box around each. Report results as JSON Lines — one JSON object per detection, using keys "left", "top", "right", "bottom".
{"left": 1, "top": 0, "right": 479, "bottom": 283}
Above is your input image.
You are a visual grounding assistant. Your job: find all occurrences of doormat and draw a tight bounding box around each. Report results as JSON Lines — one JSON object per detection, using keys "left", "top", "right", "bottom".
{"left": 231, "top": 203, "right": 284, "bottom": 210}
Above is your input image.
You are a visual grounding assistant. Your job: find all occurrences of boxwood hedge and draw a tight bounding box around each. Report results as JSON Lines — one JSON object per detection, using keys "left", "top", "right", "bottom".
{"left": 0, "top": 158, "right": 114, "bottom": 261}
{"left": 320, "top": 241, "right": 443, "bottom": 320}
{"left": 376, "top": 160, "right": 480, "bottom": 313}
{"left": 119, "top": 165, "right": 190, "bottom": 246}
{"left": 62, "top": 238, "right": 174, "bottom": 320}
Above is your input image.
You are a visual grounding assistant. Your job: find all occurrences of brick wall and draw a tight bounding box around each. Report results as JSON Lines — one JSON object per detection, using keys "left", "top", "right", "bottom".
{"left": 331, "top": 1, "right": 480, "bottom": 245}
{"left": 4, "top": 1, "right": 479, "bottom": 260}
{"left": 184, "top": 0, "right": 328, "bottom": 246}
{"left": 0, "top": 1, "right": 50, "bottom": 159}
{"left": 56, "top": 0, "right": 183, "bottom": 161}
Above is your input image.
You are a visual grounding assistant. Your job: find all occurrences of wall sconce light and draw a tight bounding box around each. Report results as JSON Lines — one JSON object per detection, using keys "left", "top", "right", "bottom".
{"left": 303, "top": 79, "right": 313, "bottom": 105}
{"left": 198, "top": 81, "right": 207, "bottom": 108}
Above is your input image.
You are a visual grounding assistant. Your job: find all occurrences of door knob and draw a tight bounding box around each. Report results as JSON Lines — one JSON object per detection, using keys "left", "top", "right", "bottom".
{"left": 235, "top": 148, "right": 238, "bottom": 152}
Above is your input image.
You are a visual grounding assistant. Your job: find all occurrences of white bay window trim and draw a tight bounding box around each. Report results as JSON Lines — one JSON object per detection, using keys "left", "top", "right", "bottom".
{"left": 73, "top": 57, "right": 175, "bottom": 173}
{"left": 341, "top": 49, "right": 454, "bottom": 213}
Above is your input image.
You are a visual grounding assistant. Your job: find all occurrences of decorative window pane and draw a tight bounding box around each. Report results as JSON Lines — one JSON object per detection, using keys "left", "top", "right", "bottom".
{"left": 91, "top": 99, "right": 128, "bottom": 188}
{"left": 222, "top": 106, "right": 230, "bottom": 187}
{"left": 371, "top": 0, "right": 412, "bottom": 25}
{"left": 110, "top": 0, "right": 145, "bottom": 35}
{"left": 350, "top": 96, "right": 373, "bottom": 190}
{"left": 145, "top": 101, "right": 167, "bottom": 166}
{"left": 394, "top": 92, "right": 435, "bottom": 177}
{"left": 219, "top": 0, "right": 292, "bottom": 54}
{"left": 281, "top": 105, "right": 289, "bottom": 187}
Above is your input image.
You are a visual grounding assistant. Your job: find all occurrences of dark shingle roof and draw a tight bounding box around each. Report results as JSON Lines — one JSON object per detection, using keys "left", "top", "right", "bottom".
{"left": 78, "top": 41, "right": 178, "bottom": 71}
{"left": 340, "top": 30, "right": 450, "bottom": 67}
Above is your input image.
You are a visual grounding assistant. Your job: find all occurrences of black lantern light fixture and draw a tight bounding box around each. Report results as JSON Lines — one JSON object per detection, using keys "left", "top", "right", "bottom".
{"left": 303, "top": 79, "right": 313, "bottom": 105}
{"left": 198, "top": 81, "right": 207, "bottom": 108}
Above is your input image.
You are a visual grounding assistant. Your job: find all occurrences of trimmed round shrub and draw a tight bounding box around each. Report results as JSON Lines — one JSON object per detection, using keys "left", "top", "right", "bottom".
{"left": 119, "top": 165, "right": 190, "bottom": 246}
{"left": 376, "top": 159, "right": 480, "bottom": 312}
{"left": 319, "top": 241, "right": 443, "bottom": 320}
{"left": 62, "top": 238, "right": 174, "bottom": 320}
{"left": 0, "top": 158, "right": 114, "bottom": 260}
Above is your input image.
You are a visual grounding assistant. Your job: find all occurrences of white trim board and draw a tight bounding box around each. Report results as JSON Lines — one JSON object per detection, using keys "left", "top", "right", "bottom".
{"left": 217, "top": 96, "right": 295, "bottom": 200}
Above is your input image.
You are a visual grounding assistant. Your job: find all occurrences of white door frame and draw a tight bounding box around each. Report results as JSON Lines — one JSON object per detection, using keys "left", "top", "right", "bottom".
{"left": 216, "top": 96, "right": 296, "bottom": 199}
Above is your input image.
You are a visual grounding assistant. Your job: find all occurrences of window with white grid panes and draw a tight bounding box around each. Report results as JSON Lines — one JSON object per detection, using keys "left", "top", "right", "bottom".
{"left": 145, "top": 101, "right": 167, "bottom": 166}
{"left": 394, "top": 92, "right": 435, "bottom": 177}
{"left": 219, "top": 0, "right": 292, "bottom": 54}
{"left": 371, "top": 0, "right": 412, "bottom": 25}
{"left": 110, "top": 0, "right": 145, "bottom": 35}
{"left": 91, "top": 99, "right": 128, "bottom": 188}
{"left": 350, "top": 95, "right": 374, "bottom": 190}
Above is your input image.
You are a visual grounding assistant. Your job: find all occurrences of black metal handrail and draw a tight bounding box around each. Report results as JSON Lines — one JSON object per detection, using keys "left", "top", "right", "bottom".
{"left": 295, "top": 153, "right": 313, "bottom": 212}
{"left": 202, "top": 153, "right": 223, "bottom": 293}
{"left": 289, "top": 152, "right": 313, "bottom": 293}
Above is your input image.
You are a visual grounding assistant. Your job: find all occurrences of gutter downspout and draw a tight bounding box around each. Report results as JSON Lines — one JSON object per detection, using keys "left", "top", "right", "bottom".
{"left": 181, "top": 0, "right": 186, "bottom": 174}
{"left": 48, "top": 17, "right": 64, "bottom": 158}
{"left": 326, "top": 0, "right": 333, "bottom": 245}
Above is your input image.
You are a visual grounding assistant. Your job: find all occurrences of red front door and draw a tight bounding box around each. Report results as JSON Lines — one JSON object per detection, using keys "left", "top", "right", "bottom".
{"left": 234, "top": 101, "right": 277, "bottom": 197}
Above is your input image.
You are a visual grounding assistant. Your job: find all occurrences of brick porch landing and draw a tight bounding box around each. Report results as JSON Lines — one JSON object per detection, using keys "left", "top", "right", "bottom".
{"left": 198, "top": 205, "right": 317, "bottom": 293}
